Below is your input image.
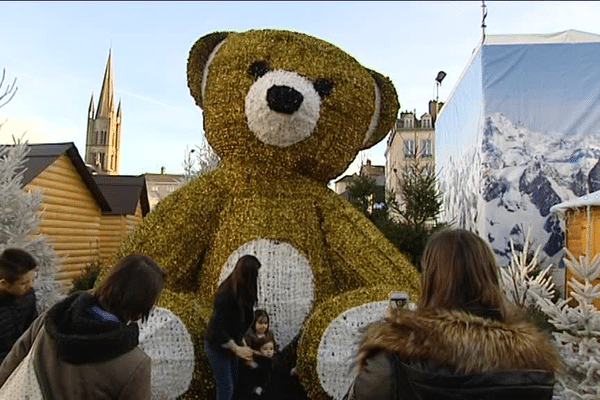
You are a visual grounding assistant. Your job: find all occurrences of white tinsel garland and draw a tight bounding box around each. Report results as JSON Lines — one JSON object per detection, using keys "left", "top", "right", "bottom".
{"left": 317, "top": 301, "right": 388, "bottom": 400}
{"left": 219, "top": 238, "right": 315, "bottom": 348}
{"left": 138, "top": 307, "right": 194, "bottom": 400}
{"left": 245, "top": 69, "right": 321, "bottom": 147}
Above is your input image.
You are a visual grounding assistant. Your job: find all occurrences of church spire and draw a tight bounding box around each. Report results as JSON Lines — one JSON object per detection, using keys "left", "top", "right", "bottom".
{"left": 96, "top": 48, "right": 114, "bottom": 118}
{"left": 88, "top": 93, "right": 95, "bottom": 119}
{"left": 85, "top": 47, "right": 122, "bottom": 175}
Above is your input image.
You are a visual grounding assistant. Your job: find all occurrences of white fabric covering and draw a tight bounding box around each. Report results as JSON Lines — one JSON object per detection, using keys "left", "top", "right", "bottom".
{"left": 138, "top": 307, "right": 194, "bottom": 400}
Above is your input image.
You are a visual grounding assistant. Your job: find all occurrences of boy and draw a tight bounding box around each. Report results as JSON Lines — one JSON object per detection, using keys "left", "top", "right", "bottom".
{"left": 240, "top": 336, "right": 277, "bottom": 399}
{"left": 0, "top": 248, "right": 38, "bottom": 364}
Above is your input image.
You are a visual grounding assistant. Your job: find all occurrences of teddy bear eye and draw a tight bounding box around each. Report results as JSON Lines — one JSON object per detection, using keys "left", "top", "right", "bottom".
{"left": 248, "top": 60, "right": 270, "bottom": 80}
{"left": 313, "top": 78, "right": 334, "bottom": 98}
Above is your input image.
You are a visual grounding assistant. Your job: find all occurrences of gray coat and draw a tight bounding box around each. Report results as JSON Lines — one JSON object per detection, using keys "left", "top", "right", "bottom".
{"left": 0, "top": 292, "right": 151, "bottom": 400}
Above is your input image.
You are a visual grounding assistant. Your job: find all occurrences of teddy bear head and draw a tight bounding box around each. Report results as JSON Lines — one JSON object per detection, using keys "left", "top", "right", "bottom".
{"left": 187, "top": 29, "right": 399, "bottom": 182}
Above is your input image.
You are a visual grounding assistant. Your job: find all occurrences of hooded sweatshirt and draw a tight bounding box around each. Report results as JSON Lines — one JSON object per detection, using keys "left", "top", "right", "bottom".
{"left": 0, "top": 291, "right": 151, "bottom": 400}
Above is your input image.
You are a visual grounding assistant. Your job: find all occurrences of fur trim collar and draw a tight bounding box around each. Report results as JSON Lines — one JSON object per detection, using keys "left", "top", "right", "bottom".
{"left": 357, "top": 309, "right": 560, "bottom": 374}
{"left": 45, "top": 292, "right": 139, "bottom": 364}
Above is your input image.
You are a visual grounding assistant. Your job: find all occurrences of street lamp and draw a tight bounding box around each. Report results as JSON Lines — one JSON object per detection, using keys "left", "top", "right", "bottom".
{"left": 435, "top": 71, "right": 446, "bottom": 102}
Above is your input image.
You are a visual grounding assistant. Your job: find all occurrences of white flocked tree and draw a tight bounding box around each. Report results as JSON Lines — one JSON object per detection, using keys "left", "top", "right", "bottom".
{"left": 0, "top": 140, "right": 62, "bottom": 312}
{"left": 534, "top": 247, "right": 600, "bottom": 399}
{"left": 501, "top": 228, "right": 600, "bottom": 399}
{"left": 181, "top": 136, "right": 220, "bottom": 184}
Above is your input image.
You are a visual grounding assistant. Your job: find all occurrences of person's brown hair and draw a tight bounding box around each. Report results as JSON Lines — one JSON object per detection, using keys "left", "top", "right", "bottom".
{"left": 0, "top": 248, "right": 37, "bottom": 284}
{"left": 418, "top": 229, "right": 508, "bottom": 319}
{"left": 94, "top": 253, "right": 167, "bottom": 322}
{"left": 217, "top": 255, "right": 260, "bottom": 306}
{"left": 252, "top": 332, "right": 276, "bottom": 352}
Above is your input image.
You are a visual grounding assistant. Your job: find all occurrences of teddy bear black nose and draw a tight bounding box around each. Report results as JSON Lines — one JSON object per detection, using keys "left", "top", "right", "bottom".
{"left": 266, "top": 85, "right": 304, "bottom": 114}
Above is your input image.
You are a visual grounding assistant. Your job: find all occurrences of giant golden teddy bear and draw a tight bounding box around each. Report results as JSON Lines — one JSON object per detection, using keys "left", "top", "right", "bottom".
{"left": 108, "top": 29, "right": 420, "bottom": 399}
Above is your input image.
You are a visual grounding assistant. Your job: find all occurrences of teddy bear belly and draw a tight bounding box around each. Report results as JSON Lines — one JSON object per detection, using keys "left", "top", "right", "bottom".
{"left": 217, "top": 238, "right": 315, "bottom": 349}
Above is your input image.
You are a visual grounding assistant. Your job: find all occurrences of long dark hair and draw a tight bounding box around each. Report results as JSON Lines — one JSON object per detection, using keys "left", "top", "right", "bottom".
{"left": 218, "top": 255, "right": 261, "bottom": 306}
{"left": 418, "top": 229, "right": 508, "bottom": 319}
{"left": 95, "top": 253, "right": 167, "bottom": 322}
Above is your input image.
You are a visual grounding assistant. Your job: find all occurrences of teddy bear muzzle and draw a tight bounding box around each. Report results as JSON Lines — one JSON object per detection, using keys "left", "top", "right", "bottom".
{"left": 245, "top": 69, "right": 321, "bottom": 147}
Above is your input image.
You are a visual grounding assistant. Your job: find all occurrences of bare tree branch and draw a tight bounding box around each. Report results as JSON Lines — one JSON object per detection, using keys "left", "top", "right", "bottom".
{"left": 0, "top": 68, "right": 18, "bottom": 109}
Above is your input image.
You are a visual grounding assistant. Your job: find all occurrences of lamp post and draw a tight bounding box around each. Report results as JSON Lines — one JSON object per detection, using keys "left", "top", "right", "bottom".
{"left": 435, "top": 71, "right": 446, "bottom": 103}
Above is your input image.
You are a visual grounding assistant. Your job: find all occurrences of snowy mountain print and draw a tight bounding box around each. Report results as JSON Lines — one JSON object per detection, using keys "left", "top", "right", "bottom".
{"left": 481, "top": 112, "right": 600, "bottom": 266}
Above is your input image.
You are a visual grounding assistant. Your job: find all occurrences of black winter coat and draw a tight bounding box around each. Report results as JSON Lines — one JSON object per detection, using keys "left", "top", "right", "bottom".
{"left": 345, "top": 308, "right": 561, "bottom": 400}
{"left": 0, "top": 289, "right": 38, "bottom": 364}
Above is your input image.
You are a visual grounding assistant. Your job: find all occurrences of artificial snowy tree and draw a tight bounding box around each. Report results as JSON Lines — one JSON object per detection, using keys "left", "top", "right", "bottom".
{"left": 533, "top": 248, "right": 600, "bottom": 400}
{"left": 502, "top": 229, "right": 600, "bottom": 399}
{"left": 500, "top": 229, "right": 556, "bottom": 310}
{"left": 0, "top": 142, "right": 62, "bottom": 311}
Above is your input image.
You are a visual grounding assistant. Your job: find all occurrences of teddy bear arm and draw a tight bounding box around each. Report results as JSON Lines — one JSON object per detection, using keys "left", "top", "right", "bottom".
{"left": 318, "top": 192, "right": 420, "bottom": 292}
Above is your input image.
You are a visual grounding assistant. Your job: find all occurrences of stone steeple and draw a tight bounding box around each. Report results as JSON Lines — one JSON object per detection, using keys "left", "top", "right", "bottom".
{"left": 96, "top": 50, "right": 114, "bottom": 118}
{"left": 85, "top": 49, "right": 122, "bottom": 175}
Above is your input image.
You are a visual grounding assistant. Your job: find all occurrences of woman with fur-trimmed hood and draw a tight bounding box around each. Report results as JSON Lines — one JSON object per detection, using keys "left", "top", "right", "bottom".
{"left": 344, "top": 229, "right": 561, "bottom": 400}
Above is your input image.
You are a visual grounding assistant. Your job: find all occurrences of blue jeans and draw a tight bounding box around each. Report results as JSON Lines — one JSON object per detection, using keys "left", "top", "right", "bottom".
{"left": 205, "top": 341, "right": 239, "bottom": 400}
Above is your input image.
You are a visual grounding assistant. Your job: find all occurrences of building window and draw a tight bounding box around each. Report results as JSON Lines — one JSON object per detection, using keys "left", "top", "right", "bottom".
{"left": 422, "top": 117, "right": 431, "bottom": 129}
{"left": 404, "top": 139, "right": 415, "bottom": 158}
{"left": 421, "top": 139, "right": 433, "bottom": 158}
{"left": 404, "top": 117, "right": 413, "bottom": 129}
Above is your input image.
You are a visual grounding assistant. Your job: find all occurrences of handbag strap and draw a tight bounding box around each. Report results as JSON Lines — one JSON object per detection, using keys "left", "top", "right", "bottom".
{"left": 31, "top": 325, "right": 50, "bottom": 400}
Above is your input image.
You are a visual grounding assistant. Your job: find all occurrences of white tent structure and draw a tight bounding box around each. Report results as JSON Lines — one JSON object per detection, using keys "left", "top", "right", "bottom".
{"left": 436, "top": 30, "right": 600, "bottom": 273}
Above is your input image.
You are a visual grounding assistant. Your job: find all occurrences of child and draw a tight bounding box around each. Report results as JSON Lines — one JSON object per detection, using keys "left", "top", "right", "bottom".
{"left": 239, "top": 335, "right": 278, "bottom": 400}
{"left": 243, "top": 309, "right": 274, "bottom": 351}
{"left": 0, "top": 248, "right": 38, "bottom": 364}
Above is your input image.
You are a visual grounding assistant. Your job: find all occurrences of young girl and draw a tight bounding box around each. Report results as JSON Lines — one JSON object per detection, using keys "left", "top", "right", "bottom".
{"left": 243, "top": 309, "right": 274, "bottom": 351}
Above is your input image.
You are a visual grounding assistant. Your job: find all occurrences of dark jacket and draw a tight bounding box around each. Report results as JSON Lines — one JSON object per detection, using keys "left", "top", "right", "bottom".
{"left": 0, "top": 289, "right": 38, "bottom": 364}
{"left": 205, "top": 288, "right": 254, "bottom": 352}
{"left": 345, "top": 308, "right": 561, "bottom": 400}
{"left": 238, "top": 354, "right": 275, "bottom": 400}
{"left": 0, "top": 291, "right": 151, "bottom": 400}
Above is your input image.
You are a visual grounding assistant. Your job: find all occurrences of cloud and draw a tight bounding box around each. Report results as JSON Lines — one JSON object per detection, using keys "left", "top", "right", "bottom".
{"left": 0, "top": 113, "right": 81, "bottom": 146}
{"left": 119, "top": 88, "right": 192, "bottom": 113}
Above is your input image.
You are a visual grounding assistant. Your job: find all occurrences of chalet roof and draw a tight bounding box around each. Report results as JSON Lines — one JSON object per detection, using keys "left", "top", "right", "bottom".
{"left": 92, "top": 174, "right": 150, "bottom": 216}
{"left": 20, "top": 142, "right": 111, "bottom": 212}
{"left": 550, "top": 190, "right": 600, "bottom": 213}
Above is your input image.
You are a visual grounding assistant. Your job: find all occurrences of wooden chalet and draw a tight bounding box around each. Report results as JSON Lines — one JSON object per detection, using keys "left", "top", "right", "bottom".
{"left": 20, "top": 143, "right": 149, "bottom": 289}
{"left": 551, "top": 191, "right": 600, "bottom": 309}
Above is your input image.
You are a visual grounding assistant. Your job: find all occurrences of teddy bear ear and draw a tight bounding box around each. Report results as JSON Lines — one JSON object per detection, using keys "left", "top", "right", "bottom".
{"left": 360, "top": 70, "right": 400, "bottom": 150}
{"left": 187, "top": 31, "right": 231, "bottom": 109}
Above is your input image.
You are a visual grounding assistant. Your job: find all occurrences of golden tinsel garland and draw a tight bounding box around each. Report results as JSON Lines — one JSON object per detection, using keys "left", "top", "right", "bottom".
{"left": 97, "top": 29, "right": 419, "bottom": 398}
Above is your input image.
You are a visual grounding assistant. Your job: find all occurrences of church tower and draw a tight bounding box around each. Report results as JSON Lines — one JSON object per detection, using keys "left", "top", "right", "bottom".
{"left": 85, "top": 49, "right": 122, "bottom": 175}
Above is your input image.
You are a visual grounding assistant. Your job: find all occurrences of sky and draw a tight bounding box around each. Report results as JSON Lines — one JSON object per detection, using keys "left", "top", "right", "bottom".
{"left": 1, "top": 1, "right": 599, "bottom": 180}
